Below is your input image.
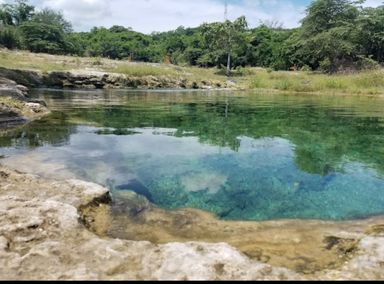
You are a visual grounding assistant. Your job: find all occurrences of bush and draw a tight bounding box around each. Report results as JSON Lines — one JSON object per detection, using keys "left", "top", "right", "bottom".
{"left": 356, "top": 56, "right": 380, "bottom": 71}
{"left": 0, "top": 26, "right": 21, "bottom": 49}
{"left": 92, "top": 57, "right": 103, "bottom": 66}
{"left": 300, "top": 65, "right": 312, "bottom": 72}
{"left": 319, "top": 58, "right": 332, "bottom": 73}
{"left": 236, "top": 66, "right": 254, "bottom": 76}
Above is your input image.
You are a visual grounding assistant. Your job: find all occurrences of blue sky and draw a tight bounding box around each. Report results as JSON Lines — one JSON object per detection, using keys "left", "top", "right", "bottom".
{"left": 1, "top": 0, "right": 383, "bottom": 33}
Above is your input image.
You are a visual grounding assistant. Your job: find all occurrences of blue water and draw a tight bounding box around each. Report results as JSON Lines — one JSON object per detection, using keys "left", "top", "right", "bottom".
{"left": 1, "top": 89, "right": 384, "bottom": 221}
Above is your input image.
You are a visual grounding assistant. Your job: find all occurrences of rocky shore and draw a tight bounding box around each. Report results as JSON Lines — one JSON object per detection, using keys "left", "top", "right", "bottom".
{"left": 0, "top": 166, "right": 302, "bottom": 280}
{"left": 1, "top": 165, "right": 384, "bottom": 280}
{"left": 0, "top": 67, "right": 230, "bottom": 90}
{"left": 0, "top": 76, "right": 49, "bottom": 128}
{"left": 1, "top": 67, "right": 384, "bottom": 280}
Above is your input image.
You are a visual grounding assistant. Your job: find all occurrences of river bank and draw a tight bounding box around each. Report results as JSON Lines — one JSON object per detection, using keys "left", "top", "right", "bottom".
{"left": 0, "top": 165, "right": 302, "bottom": 280}
{"left": 1, "top": 49, "right": 384, "bottom": 95}
{"left": 1, "top": 50, "right": 384, "bottom": 280}
{"left": 0, "top": 77, "right": 49, "bottom": 128}
{"left": 1, "top": 165, "right": 384, "bottom": 280}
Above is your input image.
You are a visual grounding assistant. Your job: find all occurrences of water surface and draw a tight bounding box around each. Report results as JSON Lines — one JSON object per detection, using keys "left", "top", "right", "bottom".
{"left": 1, "top": 89, "right": 384, "bottom": 221}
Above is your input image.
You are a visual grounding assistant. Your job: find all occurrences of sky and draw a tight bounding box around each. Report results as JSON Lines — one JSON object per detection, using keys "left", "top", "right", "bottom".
{"left": 1, "top": 0, "right": 383, "bottom": 33}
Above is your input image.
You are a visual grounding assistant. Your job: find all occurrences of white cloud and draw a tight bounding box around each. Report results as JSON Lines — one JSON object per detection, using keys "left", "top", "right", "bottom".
{"left": 363, "top": 0, "right": 384, "bottom": 7}
{"left": 40, "top": 0, "right": 111, "bottom": 29}
{"left": 24, "top": 0, "right": 384, "bottom": 33}
{"left": 35, "top": 0, "right": 305, "bottom": 33}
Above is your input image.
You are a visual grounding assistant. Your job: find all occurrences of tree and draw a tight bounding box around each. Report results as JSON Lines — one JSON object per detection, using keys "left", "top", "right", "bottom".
{"left": 0, "top": 5, "right": 15, "bottom": 26}
{"left": 0, "top": 0, "right": 34, "bottom": 26}
{"left": 248, "top": 25, "right": 293, "bottom": 69}
{"left": 13, "top": 0, "right": 34, "bottom": 25}
{"left": 201, "top": 16, "right": 248, "bottom": 75}
{"left": 301, "top": 0, "right": 361, "bottom": 37}
{"left": 356, "top": 6, "right": 384, "bottom": 63}
{"left": 19, "top": 21, "right": 67, "bottom": 54}
{"left": 297, "top": 0, "right": 363, "bottom": 72}
{"left": 0, "top": 26, "right": 20, "bottom": 48}
{"left": 32, "top": 8, "right": 72, "bottom": 33}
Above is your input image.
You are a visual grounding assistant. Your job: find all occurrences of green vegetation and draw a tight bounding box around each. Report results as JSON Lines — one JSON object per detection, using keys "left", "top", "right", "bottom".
{"left": 1, "top": 48, "right": 384, "bottom": 94}
{"left": 0, "top": 0, "right": 383, "bottom": 74}
{"left": 0, "top": 0, "right": 384, "bottom": 95}
{"left": 248, "top": 69, "right": 384, "bottom": 94}
{"left": 200, "top": 16, "right": 248, "bottom": 75}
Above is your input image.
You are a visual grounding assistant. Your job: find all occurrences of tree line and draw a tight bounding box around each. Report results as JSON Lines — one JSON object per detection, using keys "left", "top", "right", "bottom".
{"left": 0, "top": 0, "right": 383, "bottom": 73}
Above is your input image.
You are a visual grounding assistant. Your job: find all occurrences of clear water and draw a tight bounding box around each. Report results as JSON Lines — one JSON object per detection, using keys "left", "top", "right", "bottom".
{"left": 1, "top": 89, "right": 384, "bottom": 221}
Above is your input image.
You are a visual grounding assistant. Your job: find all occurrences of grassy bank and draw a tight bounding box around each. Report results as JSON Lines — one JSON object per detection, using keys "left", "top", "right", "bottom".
{"left": 0, "top": 48, "right": 224, "bottom": 82}
{"left": 0, "top": 48, "right": 383, "bottom": 95}
{"left": 248, "top": 69, "right": 384, "bottom": 95}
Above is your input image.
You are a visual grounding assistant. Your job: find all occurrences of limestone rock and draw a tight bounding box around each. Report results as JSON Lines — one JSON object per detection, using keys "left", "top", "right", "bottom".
{"left": 0, "top": 166, "right": 302, "bottom": 280}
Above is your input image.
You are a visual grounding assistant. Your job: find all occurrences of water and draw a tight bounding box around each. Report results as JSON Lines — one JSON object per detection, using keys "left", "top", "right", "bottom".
{"left": 1, "top": 89, "right": 384, "bottom": 221}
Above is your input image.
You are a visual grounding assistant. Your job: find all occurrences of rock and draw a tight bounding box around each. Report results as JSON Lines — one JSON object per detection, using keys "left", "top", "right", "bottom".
{"left": 0, "top": 79, "right": 49, "bottom": 128}
{"left": 0, "top": 66, "right": 232, "bottom": 91}
{"left": 1, "top": 165, "right": 384, "bottom": 280}
{"left": 25, "top": 102, "right": 44, "bottom": 113}
{"left": 0, "top": 67, "right": 42, "bottom": 87}
{"left": 0, "top": 166, "right": 302, "bottom": 280}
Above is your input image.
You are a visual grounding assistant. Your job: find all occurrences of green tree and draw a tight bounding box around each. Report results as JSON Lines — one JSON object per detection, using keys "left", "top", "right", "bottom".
{"left": 0, "top": 5, "right": 15, "bottom": 26}
{"left": 0, "top": 26, "right": 20, "bottom": 48}
{"left": 13, "top": 0, "right": 34, "bottom": 25}
{"left": 356, "top": 6, "right": 384, "bottom": 63}
{"left": 297, "top": 0, "right": 363, "bottom": 72}
{"left": 301, "top": 0, "right": 361, "bottom": 36}
{"left": 201, "top": 16, "right": 248, "bottom": 75}
{"left": 248, "top": 25, "right": 293, "bottom": 70}
{"left": 0, "top": 0, "right": 34, "bottom": 26}
{"left": 19, "top": 21, "right": 67, "bottom": 54}
{"left": 32, "top": 8, "right": 72, "bottom": 33}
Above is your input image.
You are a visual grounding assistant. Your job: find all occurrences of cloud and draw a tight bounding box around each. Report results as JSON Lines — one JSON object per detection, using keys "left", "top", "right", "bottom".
{"left": 39, "top": 0, "right": 111, "bottom": 29}
{"left": 31, "top": 0, "right": 305, "bottom": 33}
{"left": 363, "top": 0, "right": 384, "bottom": 7}
{"left": 24, "top": 0, "right": 384, "bottom": 33}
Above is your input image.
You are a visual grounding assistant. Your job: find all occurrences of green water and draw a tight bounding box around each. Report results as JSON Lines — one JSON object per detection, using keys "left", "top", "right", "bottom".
{"left": 1, "top": 89, "right": 384, "bottom": 221}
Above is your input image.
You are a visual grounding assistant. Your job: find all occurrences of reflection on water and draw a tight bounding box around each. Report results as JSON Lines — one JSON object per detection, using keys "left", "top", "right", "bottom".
{"left": 1, "top": 89, "right": 384, "bottom": 221}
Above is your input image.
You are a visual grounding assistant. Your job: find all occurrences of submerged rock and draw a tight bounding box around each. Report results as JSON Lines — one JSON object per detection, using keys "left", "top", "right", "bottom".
{"left": 0, "top": 166, "right": 302, "bottom": 280}
{"left": 1, "top": 165, "right": 384, "bottom": 280}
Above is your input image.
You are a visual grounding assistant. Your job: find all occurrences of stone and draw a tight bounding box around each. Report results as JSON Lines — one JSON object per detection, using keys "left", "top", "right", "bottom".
{"left": 25, "top": 102, "right": 44, "bottom": 113}
{"left": 0, "top": 166, "right": 301, "bottom": 280}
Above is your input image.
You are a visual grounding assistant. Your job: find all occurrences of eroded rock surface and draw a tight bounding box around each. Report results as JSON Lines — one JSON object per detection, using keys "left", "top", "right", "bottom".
{"left": 1, "top": 165, "right": 384, "bottom": 280}
{"left": 0, "top": 67, "right": 229, "bottom": 90}
{"left": 0, "top": 77, "right": 49, "bottom": 128}
{"left": 0, "top": 166, "right": 301, "bottom": 280}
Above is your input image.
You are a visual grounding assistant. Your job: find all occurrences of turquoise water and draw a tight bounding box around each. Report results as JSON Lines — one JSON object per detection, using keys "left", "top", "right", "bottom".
{"left": 1, "top": 89, "right": 384, "bottom": 221}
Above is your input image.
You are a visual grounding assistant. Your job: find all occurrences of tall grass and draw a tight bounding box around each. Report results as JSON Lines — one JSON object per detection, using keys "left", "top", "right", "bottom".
{"left": 109, "top": 64, "right": 178, "bottom": 77}
{"left": 249, "top": 69, "right": 384, "bottom": 95}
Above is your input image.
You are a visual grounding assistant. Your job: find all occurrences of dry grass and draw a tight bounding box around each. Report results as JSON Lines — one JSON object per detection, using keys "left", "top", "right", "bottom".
{"left": 248, "top": 69, "right": 384, "bottom": 95}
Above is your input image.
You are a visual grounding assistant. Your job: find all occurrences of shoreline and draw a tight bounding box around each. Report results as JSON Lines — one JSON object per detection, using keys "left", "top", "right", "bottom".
{"left": 82, "top": 188, "right": 384, "bottom": 277}
{"left": 0, "top": 76, "right": 50, "bottom": 128}
{"left": 1, "top": 68, "right": 384, "bottom": 280}
{"left": 0, "top": 164, "right": 384, "bottom": 280}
